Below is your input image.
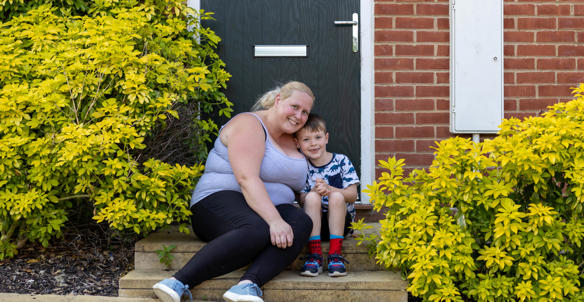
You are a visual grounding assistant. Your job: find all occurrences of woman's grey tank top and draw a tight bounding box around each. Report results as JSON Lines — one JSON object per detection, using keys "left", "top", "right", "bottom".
{"left": 190, "top": 112, "right": 308, "bottom": 207}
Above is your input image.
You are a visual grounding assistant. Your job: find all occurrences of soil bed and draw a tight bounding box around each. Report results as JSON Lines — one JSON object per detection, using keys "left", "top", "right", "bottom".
{"left": 0, "top": 224, "right": 138, "bottom": 296}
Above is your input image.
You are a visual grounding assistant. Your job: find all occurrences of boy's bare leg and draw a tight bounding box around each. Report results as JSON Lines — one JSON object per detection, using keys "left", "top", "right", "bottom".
{"left": 304, "top": 192, "right": 322, "bottom": 237}
{"left": 327, "top": 192, "right": 347, "bottom": 236}
{"left": 301, "top": 192, "right": 324, "bottom": 277}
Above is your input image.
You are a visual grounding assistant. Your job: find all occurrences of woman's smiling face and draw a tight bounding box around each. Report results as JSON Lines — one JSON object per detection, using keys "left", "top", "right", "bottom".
{"left": 276, "top": 90, "right": 313, "bottom": 134}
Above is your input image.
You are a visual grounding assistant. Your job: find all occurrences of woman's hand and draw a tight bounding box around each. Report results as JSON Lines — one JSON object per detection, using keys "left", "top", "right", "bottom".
{"left": 269, "top": 219, "right": 294, "bottom": 249}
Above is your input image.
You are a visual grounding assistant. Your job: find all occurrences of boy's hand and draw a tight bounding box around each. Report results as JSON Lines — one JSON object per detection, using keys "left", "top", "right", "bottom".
{"left": 314, "top": 178, "right": 330, "bottom": 196}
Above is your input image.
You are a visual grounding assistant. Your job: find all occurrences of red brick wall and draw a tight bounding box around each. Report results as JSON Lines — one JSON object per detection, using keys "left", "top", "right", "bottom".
{"left": 374, "top": 0, "right": 584, "bottom": 175}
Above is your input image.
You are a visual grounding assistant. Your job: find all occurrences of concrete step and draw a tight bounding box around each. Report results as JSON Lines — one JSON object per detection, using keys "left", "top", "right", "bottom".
{"left": 121, "top": 222, "right": 407, "bottom": 301}
{"left": 134, "top": 224, "right": 383, "bottom": 271}
{"left": 119, "top": 270, "right": 407, "bottom": 302}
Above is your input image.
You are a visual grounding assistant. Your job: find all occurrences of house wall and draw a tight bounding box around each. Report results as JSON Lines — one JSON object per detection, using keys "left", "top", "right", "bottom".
{"left": 374, "top": 0, "right": 584, "bottom": 175}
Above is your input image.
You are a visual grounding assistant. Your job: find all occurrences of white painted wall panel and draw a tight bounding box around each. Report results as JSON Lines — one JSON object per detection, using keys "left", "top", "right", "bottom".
{"left": 450, "top": 0, "right": 503, "bottom": 133}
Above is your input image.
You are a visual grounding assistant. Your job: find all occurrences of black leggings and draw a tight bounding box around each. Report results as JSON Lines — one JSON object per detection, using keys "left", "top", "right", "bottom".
{"left": 174, "top": 190, "right": 312, "bottom": 288}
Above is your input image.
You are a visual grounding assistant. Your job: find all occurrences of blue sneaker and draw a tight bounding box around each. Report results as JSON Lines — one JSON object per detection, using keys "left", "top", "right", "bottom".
{"left": 223, "top": 282, "right": 264, "bottom": 302}
{"left": 152, "top": 278, "right": 193, "bottom": 302}
{"left": 300, "top": 253, "right": 323, "bottom": 277}
{"left": 327, "top": 254, "right": 349, "bottom": 277}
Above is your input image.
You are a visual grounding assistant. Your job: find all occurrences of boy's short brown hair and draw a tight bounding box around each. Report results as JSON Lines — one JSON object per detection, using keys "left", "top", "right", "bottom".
{"left": 301, "top": 113, "right": 327, "bottom": 133}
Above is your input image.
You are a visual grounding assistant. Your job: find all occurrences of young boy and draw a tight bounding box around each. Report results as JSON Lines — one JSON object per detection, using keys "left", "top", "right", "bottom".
{"left": 295, "top": 114, "right": 360, "bottom": 277}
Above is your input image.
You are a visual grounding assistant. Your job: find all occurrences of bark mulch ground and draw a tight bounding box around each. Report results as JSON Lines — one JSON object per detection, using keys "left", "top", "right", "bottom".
{"left": 0, "top": 223, "right": 139, "bottom": 296}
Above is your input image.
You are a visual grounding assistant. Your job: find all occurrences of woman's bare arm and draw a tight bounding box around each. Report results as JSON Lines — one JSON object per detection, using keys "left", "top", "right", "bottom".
{"left": 223, "top": 114, "right": 294, "bottom": 248}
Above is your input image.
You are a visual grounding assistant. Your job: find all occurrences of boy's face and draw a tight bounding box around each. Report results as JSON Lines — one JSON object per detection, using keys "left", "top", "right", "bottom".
{"left": 295, "top": 128, "right": 329, "bottom": 161}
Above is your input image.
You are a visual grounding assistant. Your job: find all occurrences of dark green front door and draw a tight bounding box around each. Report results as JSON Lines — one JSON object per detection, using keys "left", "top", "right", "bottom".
{"left": 202, "top": 0, "right": 361, "bottom": 172}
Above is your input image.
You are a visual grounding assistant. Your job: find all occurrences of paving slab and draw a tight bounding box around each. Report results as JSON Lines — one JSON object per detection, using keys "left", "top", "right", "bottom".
{"left": 0, "top": 293, "right": 158, "bottom": 302}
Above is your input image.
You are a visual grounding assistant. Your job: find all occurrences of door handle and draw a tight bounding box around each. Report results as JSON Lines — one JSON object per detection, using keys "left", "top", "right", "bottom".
{"left": 334, "top": 13, "right": 359, "bottom": 53}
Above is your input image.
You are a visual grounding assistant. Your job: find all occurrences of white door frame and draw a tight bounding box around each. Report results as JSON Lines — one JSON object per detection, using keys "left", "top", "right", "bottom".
{"left": 359, "top": 0, "right": 374, "bottom": 203}
{"left": 188, "top": 0, "right": 375, "bottom": 203}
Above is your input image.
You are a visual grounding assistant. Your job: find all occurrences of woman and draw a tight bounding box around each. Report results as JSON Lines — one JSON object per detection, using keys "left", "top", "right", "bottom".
{"left": 152, "top": 81, "right": 315, "bottom": 302}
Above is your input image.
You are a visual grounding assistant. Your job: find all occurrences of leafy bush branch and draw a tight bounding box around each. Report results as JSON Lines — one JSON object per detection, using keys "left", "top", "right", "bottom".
{"left": 0, "top": 1, "right": 231, "bottom": 259}
{"left": 354, "top": 85, "right": 584, "bottom": 301}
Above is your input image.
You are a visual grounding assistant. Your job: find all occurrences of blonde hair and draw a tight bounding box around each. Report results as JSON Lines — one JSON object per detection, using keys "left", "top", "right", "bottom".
{"left": 251, "top": 81, "right": 315, "bottom": 111}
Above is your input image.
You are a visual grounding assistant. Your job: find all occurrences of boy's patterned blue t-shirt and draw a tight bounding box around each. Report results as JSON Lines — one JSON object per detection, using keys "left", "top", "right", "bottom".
{"left": 302, "top": 153, "right": 360, "bottom": 221}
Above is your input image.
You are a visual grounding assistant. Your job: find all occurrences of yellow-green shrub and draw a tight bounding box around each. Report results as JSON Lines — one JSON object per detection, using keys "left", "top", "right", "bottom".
{"left": 354, "top": 86, "right": 584, "bottom": 301}
{"left": 0, "top": 1, "right": 231, "bottom": 259}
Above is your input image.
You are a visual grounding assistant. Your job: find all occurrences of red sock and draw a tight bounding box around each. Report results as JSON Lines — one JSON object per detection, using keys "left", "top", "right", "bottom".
{"left": 329, "top": 238, "right": 343, "bottom": 256}
{"left": 309, "top": 239, "right": 322, "bottom": 259}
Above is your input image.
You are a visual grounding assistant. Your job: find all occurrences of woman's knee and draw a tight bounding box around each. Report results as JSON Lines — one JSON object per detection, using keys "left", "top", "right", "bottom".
{"left": 292, "top": 210, "right": 313, "bottom": 242}
{"left": 278, "top": 205, "right": 313, "bottom": 240}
